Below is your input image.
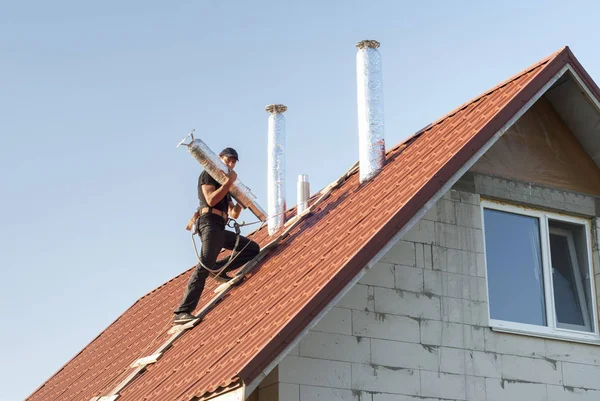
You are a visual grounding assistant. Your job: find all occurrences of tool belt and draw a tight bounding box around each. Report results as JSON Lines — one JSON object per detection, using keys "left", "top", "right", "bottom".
{"left": 200, "top": 207, "right": 228, "bottom": 221}
{"left": 185, "top": 207, "right": 228, "bottom": 232}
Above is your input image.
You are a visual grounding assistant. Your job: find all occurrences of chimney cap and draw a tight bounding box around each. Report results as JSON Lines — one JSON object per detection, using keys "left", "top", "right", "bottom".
{"left": 356, "top": 40, "right": 380, "bottom": 50}
{"left": 265, "top": 104, "right": 288, "bottom": 114}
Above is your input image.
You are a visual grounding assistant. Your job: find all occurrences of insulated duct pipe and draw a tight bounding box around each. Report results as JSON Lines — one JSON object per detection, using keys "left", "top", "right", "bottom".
{"left": 178, "top": 132, "right": 267, "bottom": 222}
{"left": 356, "top": 39, "right": 385, "bottom": 183}
{"left": 297, "top": 174, "right": 310, "bottom": 215}
{"left": 266, "top": 104, "right": 287, "bottom": 235}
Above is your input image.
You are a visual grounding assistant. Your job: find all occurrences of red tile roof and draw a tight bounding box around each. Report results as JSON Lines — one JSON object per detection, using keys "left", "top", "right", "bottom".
{"left": 27, "top": 47, "right": 599, "bottom": 401}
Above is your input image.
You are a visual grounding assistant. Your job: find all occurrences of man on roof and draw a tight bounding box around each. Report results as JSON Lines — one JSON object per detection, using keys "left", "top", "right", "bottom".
{"left": 173, "top": 147, "right": 260, "bottom": 324}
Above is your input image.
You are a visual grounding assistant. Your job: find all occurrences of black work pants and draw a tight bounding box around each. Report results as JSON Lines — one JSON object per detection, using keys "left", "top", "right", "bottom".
{"left": 175, "top": 214, "right": 260, "bottom": 314}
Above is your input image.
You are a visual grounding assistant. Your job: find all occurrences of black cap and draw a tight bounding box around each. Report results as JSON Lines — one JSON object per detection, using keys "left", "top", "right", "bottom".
{"left": 219, "top": 147, "right": 239, "bottom": 161}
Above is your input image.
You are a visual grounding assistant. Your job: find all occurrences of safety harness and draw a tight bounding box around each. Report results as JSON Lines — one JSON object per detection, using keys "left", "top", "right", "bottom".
{"left": 190, "top": 214, "right": 250, "bottom": 278}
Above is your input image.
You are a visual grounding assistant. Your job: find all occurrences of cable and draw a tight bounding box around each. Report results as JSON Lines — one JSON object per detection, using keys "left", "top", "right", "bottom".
{"left": 236, "top": 207, "right": 291, "bottom": 228}
{"left": 191, "top": 218, "right": 266, "bottom": 278}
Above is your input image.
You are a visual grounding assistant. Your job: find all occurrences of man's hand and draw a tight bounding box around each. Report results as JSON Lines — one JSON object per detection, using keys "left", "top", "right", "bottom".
{"left": 224, "top": 169, "right": 238, "bottom": 187}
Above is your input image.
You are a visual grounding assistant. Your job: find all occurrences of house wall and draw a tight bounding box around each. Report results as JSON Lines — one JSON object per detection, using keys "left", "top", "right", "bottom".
{"left": 258, "top": 183, "right": 600, "bottom": 401}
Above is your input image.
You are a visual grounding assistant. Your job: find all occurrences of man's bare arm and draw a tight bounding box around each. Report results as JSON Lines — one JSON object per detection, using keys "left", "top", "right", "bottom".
{"left": 202, "top": 184, "right": 228, "bottom": 207}
{"left": 202, "top": 170, "right": 237, "bottom": 207}
{"left": 229, "top": 201, "right": 242, "bottom": 219}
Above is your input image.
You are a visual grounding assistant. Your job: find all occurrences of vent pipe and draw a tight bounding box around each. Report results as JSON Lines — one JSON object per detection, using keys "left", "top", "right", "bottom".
{"left": 297, "top": 174, "right": 310, "bottom": 216}
{"left": 266, "top": 104, "right": 287, "bottom": 235}
{"left": 356, "top": 39, "right": 385, "bottom": 183}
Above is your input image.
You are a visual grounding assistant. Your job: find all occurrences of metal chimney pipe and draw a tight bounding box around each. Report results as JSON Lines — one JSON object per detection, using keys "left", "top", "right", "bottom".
{"left": 297, "top": 174, "right": 310, "bottom": 215}
{"left": 356, "top": 39, "right": 385, "bottom": 183}
{"left": 266, "top": 104, "right": 287, "bottom": 235}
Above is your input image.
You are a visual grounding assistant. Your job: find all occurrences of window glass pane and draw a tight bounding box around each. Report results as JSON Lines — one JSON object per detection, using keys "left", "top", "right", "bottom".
{"left": 550, "top": 233, "right": 584, "bottom": 326}
{"left": 549, "top": 220, "right": 592, "bottom": 332}
{"left": 484, "top": 209, "right": 546, "bottom": 326}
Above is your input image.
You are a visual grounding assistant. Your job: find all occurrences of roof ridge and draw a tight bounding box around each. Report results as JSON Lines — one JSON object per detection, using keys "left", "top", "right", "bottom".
{"left": 412, "top": 47, "right": 566, "bottom": 138}
{"left": 385, "top": 47, "right": 566, "bottom": 156}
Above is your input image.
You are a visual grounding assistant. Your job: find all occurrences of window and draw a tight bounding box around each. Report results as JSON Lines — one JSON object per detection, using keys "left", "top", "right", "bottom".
{"left": 482, "top": 201, "right": 598, "bottom": 340}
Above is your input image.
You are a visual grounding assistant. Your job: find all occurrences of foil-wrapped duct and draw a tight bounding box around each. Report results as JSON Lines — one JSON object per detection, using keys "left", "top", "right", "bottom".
{"left": 297, "top": 174, "right": 310, "bottom": 215}
{"left": 178, "top": 132, "right": 267, "bottom": 222}
{"left": 356, "top": 39, "right": 385, "bottom": 183}
{"left": 266, "top": 104, "right": 287, "bottom": 235}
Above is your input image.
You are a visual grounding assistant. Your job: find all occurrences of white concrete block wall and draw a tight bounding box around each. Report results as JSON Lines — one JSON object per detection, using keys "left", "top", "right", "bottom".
{"left": 261, "top": 189, "right": 600, "bottom": 401}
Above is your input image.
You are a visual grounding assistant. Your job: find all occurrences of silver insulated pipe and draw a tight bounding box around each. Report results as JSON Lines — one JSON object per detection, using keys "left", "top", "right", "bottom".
{"left": 178, "top": 131, "right": 267, "bottom": 222}
{"left": 297, "top": 174, "right": 310, "bottom": 215}
{"left": 266, "top": 104, "right": 287, "bottom": 235}
{"left": 356, "top": 39, "right": 385, "bottom": 183}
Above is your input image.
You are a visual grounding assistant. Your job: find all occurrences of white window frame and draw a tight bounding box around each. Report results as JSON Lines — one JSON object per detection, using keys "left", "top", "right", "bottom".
{"left": 481, "top": 200, "right": 600, "bottom": 342}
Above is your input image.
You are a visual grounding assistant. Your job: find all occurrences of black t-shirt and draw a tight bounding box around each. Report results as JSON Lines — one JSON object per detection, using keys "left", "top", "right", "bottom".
{"left": 198, "top": 170, "right": 230, "bottom": 215}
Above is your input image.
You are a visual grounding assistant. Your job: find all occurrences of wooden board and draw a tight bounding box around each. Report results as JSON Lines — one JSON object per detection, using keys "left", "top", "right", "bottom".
{"left": 471, "top": 96, "right": 600, "bottom": 196}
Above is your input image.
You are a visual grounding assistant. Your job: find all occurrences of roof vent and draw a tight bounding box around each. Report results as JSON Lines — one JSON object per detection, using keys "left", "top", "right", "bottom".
{"left": 356, "top": 40, "right": 385, "bottom": 183}
{"left": 266, "top": 104, "right": 287, "bottom": 235}
{"left": 297, "top": 174, "right": 310, "bottom": 215}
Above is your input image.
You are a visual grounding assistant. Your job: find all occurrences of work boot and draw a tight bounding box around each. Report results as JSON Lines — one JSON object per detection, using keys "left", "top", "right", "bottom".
{"left": 173, "top": 312, "right": 197, "bottom": 324}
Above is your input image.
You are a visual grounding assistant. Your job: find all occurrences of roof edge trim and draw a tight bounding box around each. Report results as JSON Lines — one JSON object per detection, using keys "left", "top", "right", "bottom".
{"left": 565, "top": 64, "right": 600, "bottom": 113}
{"left": 565, "top": 47, "right": 600, "bottom": 104}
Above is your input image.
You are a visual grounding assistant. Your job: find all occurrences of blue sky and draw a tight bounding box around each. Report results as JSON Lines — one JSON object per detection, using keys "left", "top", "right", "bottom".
{"left": 2, "top": 1, "right": 600, "bottom": 400}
